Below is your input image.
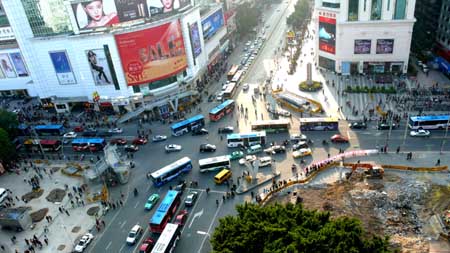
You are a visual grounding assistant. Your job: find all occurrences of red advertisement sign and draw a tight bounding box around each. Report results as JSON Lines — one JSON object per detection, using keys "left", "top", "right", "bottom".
{"left": 318, "top": 16, "right": 336, "bottom": 54}
{"left": 115, "top": 20, "right": 187, "bottom": 86}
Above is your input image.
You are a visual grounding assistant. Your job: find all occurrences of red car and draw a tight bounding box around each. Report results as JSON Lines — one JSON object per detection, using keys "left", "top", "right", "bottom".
{"left": 139, "top": 238, "right": 155, "bottom": 253}
{"left": 73, "top": 144, "right": 89, "bottom": 152}
{"left": 73, "top": 126, "right": 84, "bottom": 132}
{"left": 110, "top": 138, "right": 127, "bottom": 145}
{"left": 174, "top": 210, "right": 188, "bottom": 226}
{"left": 330, "top": 134, "right": 349, "bottom": 143}
{"left": 132, "top": 138, "right": 148, "bottom": 145}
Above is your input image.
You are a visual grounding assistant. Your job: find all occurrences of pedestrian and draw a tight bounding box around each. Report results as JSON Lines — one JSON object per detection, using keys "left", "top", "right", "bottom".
{"left": 396, "top": 146, "right": 400, "bottom": 154}
{"left": 101, "top": 220, "right": 105, "bottom": 227}
{"left": 436, "top": 159, "right": 441, "bottom": 166}
{"left": 58, "top": 206, "right": 63, "bottom": 213}
{"left": 44, "top": 238, "right": 48, "bottom": 245}
{"left": 0, "top": 245, "right": 4, "bottom": 251}
{"left": 25, "top": 238, "right": 30, "bottom": 246}
{"left": 65, "top": 209, "right": 70, "bottom": 216}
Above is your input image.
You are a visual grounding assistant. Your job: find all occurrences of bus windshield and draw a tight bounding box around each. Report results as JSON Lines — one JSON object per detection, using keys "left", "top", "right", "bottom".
{"left": 299, "top": 117, "right": 339, "bottom": 131}
{"left": 408, "top": 115, "right": 450, "bottom": 130}
{"left": 170, "top": 115, "right": 205, "bottom": 136}
{"left": 149, "top": 191, "right": 181, "bottom": 233}
{"left": 251, "top": 119, "right": 290, "bottom": 133}
{"left": 199, "top": 156, "right": 231, "bottom": 172}
{"left": 150, "top": 157, "right": 192, "bottom": 187}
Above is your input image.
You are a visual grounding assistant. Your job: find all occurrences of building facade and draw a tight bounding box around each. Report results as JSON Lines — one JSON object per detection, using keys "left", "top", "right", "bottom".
{"left": 411, "top": 0, "right": 442, "bottom": 54}
{"left": 314, "top": 0, "right": 416, "bottom": 75}
{"left": 0, "top": 0, "right": 228, "bottom": 116}
{"left": 436, "top": 0, "right": 450, "bottom": 66}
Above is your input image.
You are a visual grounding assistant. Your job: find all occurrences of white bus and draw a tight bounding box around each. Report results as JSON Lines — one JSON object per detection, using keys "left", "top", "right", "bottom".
{"left": 199, "top": 155, "right": 231, "bottom": 173}
{"left": 226, "top": 131, "right": 266, "bottom": 148}
{"left": 408, "top": 115, "right": 450, "bottom": 130}
{"left": 251, "top": 119, "right": 291, "bottom": 133}
{"left": 151, "top": 223, "right": 180, "bottom": 253}
{"left": 150, "top": 157, "right": 192, "bottom": 187}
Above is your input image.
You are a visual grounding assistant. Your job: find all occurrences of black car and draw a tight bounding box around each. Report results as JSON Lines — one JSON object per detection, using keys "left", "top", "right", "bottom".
{"left": 377, "top": 122, "right": 398, "bottom": 130}
{"left": 124, "top": 145, "right": 139, "bottom": 152}
{"left": 349, "top": 121, "right": 367, "bottom": 129}
{"left": 199, "top": 143, "right": 216, "bottom": 152}
{"left": 97, "top": 131, "right": 113, "bottom": 137}
{"left": 218, "top": 126, "right": 234, "bottom": 134}
{"left": 192, "top": 128, "right": 209, "bottom": 136}
{"left": 82, "top": 131, "right": 97, "bottom": 137}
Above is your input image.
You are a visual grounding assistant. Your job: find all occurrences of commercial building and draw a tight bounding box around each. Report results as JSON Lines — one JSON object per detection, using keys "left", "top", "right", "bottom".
{"left": 314, "top": 0, "right": 416, "bottom": 75}
{"left": 0, "top": 0, "right": 229, "bottom": 117}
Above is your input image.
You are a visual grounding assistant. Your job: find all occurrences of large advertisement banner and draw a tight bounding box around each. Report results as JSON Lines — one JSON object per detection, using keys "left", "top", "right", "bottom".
{"left": 318, "top": 16, "right": 336, "bottom": 54}
{"left": 147, "top": 0, "right": 190, "bottom": 17}
{"left": 115, "top": 20, "right": 187, "bottom": 86}
{"left": 115, "top": 0, "right": 148, "bottom": 22}
{"left": 86, "top": 49, "right": 113, "bottom": 85}
{"left": 376, "top": 39, "right": 394, "bottom": 54}
{"left": 201, "top": 9, "right": 224, "bottom": 41}
{"left": 0, "top": 54, "right": 16, "bottom": 78}
{"left": 49, "top": 51, "right": 77, "bottom": 85}
{"left": 189, "top": 22, "right": 202, "bottom": 58}
{"left": 9, "top": 52, "right": 29, "bottom": 77}
{"left": 72, "top": 0, "right": 120, "bottom": 30}
{"left": 354, "top": 39, "right": 371, "bottom": 54}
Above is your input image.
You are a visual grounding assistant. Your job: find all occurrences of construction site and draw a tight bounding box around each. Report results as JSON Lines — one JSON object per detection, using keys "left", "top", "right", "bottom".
{"left": 266, "top": 161, "right": 450, "bottom": 252}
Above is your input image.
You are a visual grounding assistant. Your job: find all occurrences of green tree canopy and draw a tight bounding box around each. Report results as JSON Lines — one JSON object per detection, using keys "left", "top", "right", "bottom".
{"left": 287, "top": 0, "right": 311, "bottom": 29}
{"left": 0, "top": 128, "right": 16, "bottom": 166}
{"left": 0, "top": 109, "right": 18, "bottom": 137}
{"left": 236, "top": 2, "right": 261, "bottom": 36}
{"left": 211, "top": 203, "right": 392, "bottom": 253}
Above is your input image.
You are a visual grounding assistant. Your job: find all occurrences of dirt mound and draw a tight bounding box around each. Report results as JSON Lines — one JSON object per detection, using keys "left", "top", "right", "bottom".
{"left": 22, "top": 189, "right": 44, "bottom": 202}
{"left": 46, "top": 188, "right": 66, "bottom": 203}
{"left": 87, "top": 206, "right": 100, "bottom": 216}
{"left": 30, "top": 208, "right": 48, "bottom": 222}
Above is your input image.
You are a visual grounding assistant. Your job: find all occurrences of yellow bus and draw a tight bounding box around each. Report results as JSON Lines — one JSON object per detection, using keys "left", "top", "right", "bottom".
{"left": 214, "top": 169, "right": 232, "bottom": 184}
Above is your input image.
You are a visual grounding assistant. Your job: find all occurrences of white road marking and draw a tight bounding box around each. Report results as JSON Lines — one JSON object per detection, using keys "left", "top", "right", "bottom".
{"left": 119, "top": 244, "right": 125, "bottom": 252}
{"left": 134, "top": 201, "right": 140, "bottom": 209}
{"left": 120, "top": 220, "right": 126, "bottom": 229}
{"left": 105, "top": 241, "right": 112, "bottom": 250}
{"left": 189, "top": 208, "right": 204, "bottom": 228}
{"left": 197, "top": 202, "right": 222, "bottom": 253}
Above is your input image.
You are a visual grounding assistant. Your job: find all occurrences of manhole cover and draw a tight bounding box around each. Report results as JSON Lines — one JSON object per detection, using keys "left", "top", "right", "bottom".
{"left": 72, "top": 226, "right": 81, "bottom": 233}
{"left": 57, "top": 245, "right": 65, "bottom": 251}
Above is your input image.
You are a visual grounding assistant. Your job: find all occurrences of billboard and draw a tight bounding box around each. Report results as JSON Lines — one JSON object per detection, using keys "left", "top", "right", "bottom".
{"left": 86, "top": 49, "right": 114, "bottom": 85}
{"left": 376, "top": 39, "right": 394, "bottom": 54}
{"left": 49, "top": 51, "right": 77, "bottom": 85}
{"left": 0, "top": 54, "right": 16, "bottom": 78}
{"left": 71, "top": 0, "right": 120, "bottom": 30}
{"left": 10, "top": 52, "right": 29, "bottom": 77}
{"left": 147, "top": 0, "right": 190, "bottom": 17}
{"left": 354, "top": 40, "right": 371, "bottom": 54}
{"left": 115, "top": 0, "right": 148, "bottom": 22}
{"left": 318, "top": 16, "right": 336, "bottom": 54}
{"left": 189, "top": 22, "right": 202, "bottom": 58}
{"left": 115, "top": 20, "right": 187, "bottom": 86}
{"left": 201, "top": 9, "right": 224, "bottom": 41}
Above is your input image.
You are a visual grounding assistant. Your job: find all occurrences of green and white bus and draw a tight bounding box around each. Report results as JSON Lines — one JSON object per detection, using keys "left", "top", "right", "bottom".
{"left": 251, "top": 119, "right": 290, "bottom": 133}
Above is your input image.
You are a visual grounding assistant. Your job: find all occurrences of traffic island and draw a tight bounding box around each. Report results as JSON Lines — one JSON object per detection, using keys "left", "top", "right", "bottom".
{"left": 299, "top": 80, "right": 323, "bottom": 92}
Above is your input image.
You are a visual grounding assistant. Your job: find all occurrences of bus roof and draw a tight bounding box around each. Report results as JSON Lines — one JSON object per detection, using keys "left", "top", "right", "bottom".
{"left": 150, "top": 191, "right": 179, "bottom": 225}
{"left": 209, "top": 100, "right": 234, "bottom": 115}
{"left": 150, "top": 157, "right": 191, "bottom": 179}
{"left": 226, "top": 131, "right": 266, "bottom": 139}
{"left": 251, "top": 119, "right": 290, "bottom": 125}
{"left": 199, "top": 155, "right": 230, "bottom": 167}
{"left": 34, "top": 124, "right": 64, "bottom": 130}
{"left": 279, "top": 93, "right": 308, "bottom": 107}
{"left": 228, "top": 65, "right": 239, "bottom": 74}
{"left": 170, "top": 115, "right": 204, "bottom": 130}
{"left": 410, "top": 115, "right": 450, "bottom": 122}
{"left": 215, "top": 169, "right": 230, "bottom": 178}
{"left": 224, "top": 83, "right": 236, "bottom": 93}
{"left": 231, "top": 70, "right": 244, "bottom": 82}
{"left": 298, "top": 117, "right": 339, "bottom": 123}
{"left": 151, "top": 223, "right": 179, "bottom": 253}
{"left": 40, "top": 139, "right": 60, "bottom": 145}
{"left": 71, "top": 138, "right": 105, "bottom": 144}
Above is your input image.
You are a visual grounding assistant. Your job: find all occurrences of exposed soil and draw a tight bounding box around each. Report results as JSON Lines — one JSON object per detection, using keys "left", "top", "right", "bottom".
{"left": 71, "top": 226, "right": 81, "bottom": 233}
{"left": 86, "top": 206, "right": 100, "bottom": 216}
{"left": 22, "top": 189, "right": 44, "bottom": 202}
{"left": 30, "top": 208, "right": 48, "bottom": 222}
{"left": 46, "top": 188, "right": 66, "bottom": 203}
{"left": 57, "top": 245, "right": 66, "bottom": 251}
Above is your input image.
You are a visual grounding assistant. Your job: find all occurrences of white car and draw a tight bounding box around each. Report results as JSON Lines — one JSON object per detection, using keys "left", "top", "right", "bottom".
{"left": 258, "top": 156, "right": 272, "bottom": 167}
{"left": 290, "top": 133, "right": 308, "bottom": 142}
{"left": 239, "top": 155, "right": 257, "bottom": 165}
{"left": 410, "top": 129, "right": 430, "bottom": 137}
{"left": 63, "top": 132, "right": 77, "bottom": 138}
{"left": 277, "top": 109, "right": 291, "bottom": 117}
{"left": 74, "top": 233, "right": 94, "bottom": 252}
{"left": 165, "top": 144, "right": 182, "bottom": 152}
{"left": 126, "top": 225, "right": 143, "bottom": 245}
{"left": 216, "top": 93, "right": 223, "bottom": 101}
{"left": 108, "top": 128, "right": 123, "bottom": 134}
{"left": 152, "top": 135, "right": 167, "bottom": 142}
{"left": 243, "top": 83, "right": 249, "bottom": 91}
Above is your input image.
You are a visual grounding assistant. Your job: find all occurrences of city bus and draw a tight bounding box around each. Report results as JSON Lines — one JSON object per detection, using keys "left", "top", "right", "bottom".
{"left": 40, "top": 140, "right": 62, "bottom": 152}
{"left": 299, "top": 117, "right": 339, "bottom": 131}
{"left": 24, "top": 139, "right": 40, "bottom": 152}
{"left": 408, "top": 115, "right": 450, "bottom": 130}
{"left": 231, "top": 70, "right": 244, "bottom": 84}
{"left": 227, "top": 65, "right": 239, "bottom": 80}
{"left": 227, "top": 131, "right": 266, "bottom": 148}
{"left": 34, "top": 124, "right": 65, "bottom": 136}
{"left": 71, "top": 138, "right": 106, "bottom": 152}
{"left": 149, "top": 191, "right": 181, "bottom": 233}
{"left": 170, "top": 114, "right": 205, "bottom": 136}
{"left": 251, "top": 119, "right": 291, "bottom": 133}
{"left": 223, "top": 82, "right": 237, "bottom": 99}
{"left": 150, "top": 157, "right": 192, "bottom": 187}
{"left": 209, "top": 99, "right": 235, "bottom": 122}
{"left": 199, "top": 155, "right": 231, "bottom": 173}
{"left": 151, "top": 223, "right": 180, "bottom": 253}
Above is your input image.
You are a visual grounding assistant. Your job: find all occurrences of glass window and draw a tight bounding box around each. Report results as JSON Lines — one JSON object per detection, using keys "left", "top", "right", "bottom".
{"left": 322, "top": 2, "right": 340, "bottom": 8}
{"left": 148, "top": 75, "right": 177, "bottom": 90}
{"left": 348, "top": 0, "right": 359, "bottom": 21}
{"left": 394, "top": 0, "right": 406, "bottom": 19}
{"left": 371, "top": 0, "right": 382, "bottom": 20}
{"left": 21, "top": 0, "right": 72, "bottom": 37}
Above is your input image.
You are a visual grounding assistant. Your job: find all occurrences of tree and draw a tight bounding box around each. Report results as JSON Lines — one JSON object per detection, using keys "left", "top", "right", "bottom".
{"left": 0, "top": 128, "right": 16, "bottom": 168}
{"left": 287, "top": 0, "right": 311, "bottom": 30}
{"left": 236, "top": 2, "right": 261, "bottom": 36}
{"left": 211, "top": 203, "right": 392, "bottom": 253}
{"left": 0, "top": 109, "right": 18, "bottom": 137}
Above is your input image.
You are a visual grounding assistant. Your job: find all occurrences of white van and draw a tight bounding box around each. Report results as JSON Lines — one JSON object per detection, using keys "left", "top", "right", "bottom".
{"left": 258, "top": 157, "right": 272, "bottom": 167}
{"left": 0, "top": 188, "right": 8, "bottom": 203}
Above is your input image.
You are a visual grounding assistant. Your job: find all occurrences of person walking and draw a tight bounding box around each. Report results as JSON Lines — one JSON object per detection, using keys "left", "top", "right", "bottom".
{"left": 436, "top": 159, "right": 441, "bottom": 166}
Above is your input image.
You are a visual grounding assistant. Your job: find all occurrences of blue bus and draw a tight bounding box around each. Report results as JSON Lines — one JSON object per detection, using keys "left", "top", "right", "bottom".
{"left": 150, "top": 157, "right": 192, "bottom": 187}
{"left": 34, "top": 124, "right": 65, "bottom": 136}
{"left": 209, "top": 100, "right": 235, "bottom": 122}
{"left": 170, "top": 114, "right": 205, "bottom": 136}
{"left": 71, "top": 138, "right": 106, "bottom": 152}
{"left": 408, "top": 115, "right": 450, "bottom": 130}
{"left": 226, "top": 131, "right": 266, "bottom": 148}
{"left": 149, "top": 190, "right": 181, "bottom": 233}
